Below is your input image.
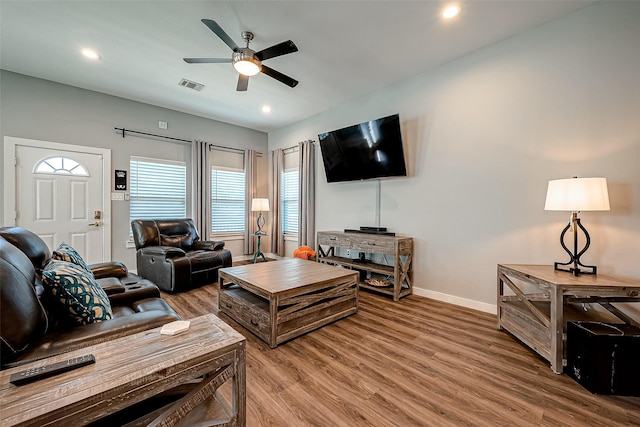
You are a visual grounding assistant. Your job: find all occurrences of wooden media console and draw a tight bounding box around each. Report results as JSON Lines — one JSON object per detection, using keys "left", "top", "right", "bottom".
{"left": 317, "top": 231, "right": 413, "bottom": 301}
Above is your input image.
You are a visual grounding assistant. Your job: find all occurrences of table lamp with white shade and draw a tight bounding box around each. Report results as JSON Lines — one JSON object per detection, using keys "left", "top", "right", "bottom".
{"left": 251, "top": 198, "right": 269, "bottom": 235}
{"left": 544, "top": 177, "right": 610, "bottom": 276}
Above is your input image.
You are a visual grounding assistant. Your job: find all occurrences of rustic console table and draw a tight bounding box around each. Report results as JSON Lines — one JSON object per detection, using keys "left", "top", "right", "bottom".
{"left": 497, "top": 264, "right": 640, "bottom": 374}
{"left": 317, "top": 231, "right": 413, "bottom": 301}
{"left": 0, "top": 314, "right": 246, "bottom": 426}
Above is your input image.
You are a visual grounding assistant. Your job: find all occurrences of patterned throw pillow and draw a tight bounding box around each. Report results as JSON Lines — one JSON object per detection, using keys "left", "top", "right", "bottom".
{"left": 42, "top": 260, "right": 113, "bottom": 325}
{"left": 52, "top": 243, "right": 94, "bottom": 277}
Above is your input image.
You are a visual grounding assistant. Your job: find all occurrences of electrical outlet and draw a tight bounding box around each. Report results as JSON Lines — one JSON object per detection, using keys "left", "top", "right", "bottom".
{"left": 346, "top": 249, "right": 351, "bottom": 257}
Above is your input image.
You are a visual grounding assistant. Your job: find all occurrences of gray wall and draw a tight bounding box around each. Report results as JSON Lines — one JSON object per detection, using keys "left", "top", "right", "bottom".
{"left": 2, "top": 2, "right": 638, "bottom": 315}
{"left": 1, "top": 71, "right": 268, "bottom": 268}
{"left": 268, "top": 2, "right": 640, "bottom": 312}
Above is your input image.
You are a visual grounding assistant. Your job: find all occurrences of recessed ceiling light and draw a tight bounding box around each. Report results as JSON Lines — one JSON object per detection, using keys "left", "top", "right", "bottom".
{"left": 442, "top": 5, "right": 461, "bottom": 20}
{"left": 81, "top": 49, "right": 100, "bottom": 60}
{"left": 261, "top": 105, "right": 272, "bottom": 114}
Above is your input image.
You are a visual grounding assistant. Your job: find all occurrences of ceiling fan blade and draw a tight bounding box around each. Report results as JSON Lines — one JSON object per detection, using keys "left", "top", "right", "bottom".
{"left": 183, "top": 57, "right": 232, "bottom": 64}
{"left": 255, "top": 40, "right": 298, "bottom": 61}
{"left": 201, "top": 19, "right": 239, "bottom": 51}
{"left": 261, "top": 65, "right": 299, "bottom": 88}
{"left": 236, "top": 75, "right": 249, "bottom": 91}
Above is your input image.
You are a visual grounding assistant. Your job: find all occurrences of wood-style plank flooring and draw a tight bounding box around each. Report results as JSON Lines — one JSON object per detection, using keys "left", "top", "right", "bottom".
{"left": 162, "top": 280, "right": 640, "bottom": 426}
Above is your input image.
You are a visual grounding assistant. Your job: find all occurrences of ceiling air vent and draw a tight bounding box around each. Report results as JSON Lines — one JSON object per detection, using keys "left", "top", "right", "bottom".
{"left": 179, "top": 78, "right": 205, "bottom": 91}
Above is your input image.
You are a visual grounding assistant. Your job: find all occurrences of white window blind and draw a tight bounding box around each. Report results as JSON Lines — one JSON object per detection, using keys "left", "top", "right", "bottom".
{"left": 281, "top": 168, "right": 299, "bottom": 235}
{"left": 129, "top": 157, "right": 187, "bottom": 226}
{"left": 211, "top": 167, "right": 246, "bottom": 235}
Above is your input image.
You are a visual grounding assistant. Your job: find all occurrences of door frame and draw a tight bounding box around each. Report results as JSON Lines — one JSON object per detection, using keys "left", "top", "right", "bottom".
{"left": 3, "top": 136, "right": 112, "bottom": 260}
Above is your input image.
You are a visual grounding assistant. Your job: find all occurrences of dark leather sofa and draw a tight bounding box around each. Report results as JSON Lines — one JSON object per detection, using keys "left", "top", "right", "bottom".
{"left": 131, "top": 219, "right": 232, "bottom": 292}
{"left": 0, "top": 227, "right": 180, "bottom": 369}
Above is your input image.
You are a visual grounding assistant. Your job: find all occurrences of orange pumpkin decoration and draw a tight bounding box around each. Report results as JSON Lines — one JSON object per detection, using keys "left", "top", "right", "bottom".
{"left": 293, "top": 245, "right": 317, "bottom": 260}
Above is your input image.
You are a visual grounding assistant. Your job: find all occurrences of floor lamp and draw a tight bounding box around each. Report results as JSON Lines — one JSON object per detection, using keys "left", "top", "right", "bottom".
{"left": 251, "top": 198, "right": 269, "bottom": 263}
{"left": 544, "top": 177, "right": 610, "bottom": 276}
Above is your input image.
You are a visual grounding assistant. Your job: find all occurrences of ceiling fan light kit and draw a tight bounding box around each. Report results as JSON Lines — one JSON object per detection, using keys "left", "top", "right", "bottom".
{"left": 233, "top": 51, "right": 261, "bottom": 76}
{"left": 184, "top": 19, "right": 298, "bottom": 91}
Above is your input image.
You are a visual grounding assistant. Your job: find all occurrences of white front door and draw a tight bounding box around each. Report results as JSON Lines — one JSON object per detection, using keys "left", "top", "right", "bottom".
{"left": 3, "top": 137, "right": 111, "bottom": 264}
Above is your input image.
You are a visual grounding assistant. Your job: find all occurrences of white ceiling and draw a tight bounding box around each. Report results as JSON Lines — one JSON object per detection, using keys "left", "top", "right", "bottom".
{"left": 0, "top": 1, "right": 593, "bottom": 132}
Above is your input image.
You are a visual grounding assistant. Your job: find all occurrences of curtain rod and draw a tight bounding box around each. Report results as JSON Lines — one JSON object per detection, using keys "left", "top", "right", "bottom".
{"left": 114, "top": 127, "right": 263, "bottom": 155}
{"left": 115, "top": 127, "right": 191, "bottom": 144}
{"left": 207, "top": 144, "right": 262, "bottom": 157}
{"left": 283, "top": 139, "right": 315, "bottom": 154}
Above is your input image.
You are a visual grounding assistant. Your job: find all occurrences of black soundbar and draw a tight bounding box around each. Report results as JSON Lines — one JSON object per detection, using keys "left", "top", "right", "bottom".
{"left": 344, "top": 229, "right": 396, "bottom": 236}
{"left": 360, "top": 226, "right": 387, "bottom": 232}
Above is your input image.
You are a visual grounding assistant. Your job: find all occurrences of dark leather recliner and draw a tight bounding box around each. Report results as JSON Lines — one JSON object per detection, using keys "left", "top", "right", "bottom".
{"left": 0, "top": 227, "right": 180, "bottom": 368}
{"left": 131, "top": 219, "right": 232, "bottom": 292}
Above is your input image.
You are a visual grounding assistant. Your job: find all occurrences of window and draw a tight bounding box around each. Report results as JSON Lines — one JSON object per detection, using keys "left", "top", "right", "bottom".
{"left": 129, "top": 157, "right": 187, "bottom": 228}
{"left": 34, "top": 156, "right": 88, "bottom": 176}
{"left": 281, "top": 168, "right": 299, "bottom": 236}
{"left": 211, "top": 167, "right": 245, "bottom": 235}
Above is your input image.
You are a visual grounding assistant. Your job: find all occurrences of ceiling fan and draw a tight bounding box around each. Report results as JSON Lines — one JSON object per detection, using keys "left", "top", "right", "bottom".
{"left": 184, "top": 19, "right": 299, "bottom": 92}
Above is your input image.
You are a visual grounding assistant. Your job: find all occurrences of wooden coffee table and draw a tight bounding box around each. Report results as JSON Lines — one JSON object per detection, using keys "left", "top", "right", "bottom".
{"left": 0, "top": 314, "right": 246, "bottom": 426}
{"left": 218, "top": 258, "right": 359, "bottom": 348}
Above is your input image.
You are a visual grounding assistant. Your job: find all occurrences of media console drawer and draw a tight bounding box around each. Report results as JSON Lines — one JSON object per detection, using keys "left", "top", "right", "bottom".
{"left": 317, "top": 232, "right": 353, "bottom": 249}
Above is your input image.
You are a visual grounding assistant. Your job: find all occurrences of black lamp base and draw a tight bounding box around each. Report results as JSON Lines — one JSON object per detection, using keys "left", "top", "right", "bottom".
{"left": 256, "top": 212, "right": 266, "bottom": 235}
{"left": 554, "top": 213, "right": 597, "bottom": 277}
{"left": 554, "top": 261, "right": 597, "bottom": 276}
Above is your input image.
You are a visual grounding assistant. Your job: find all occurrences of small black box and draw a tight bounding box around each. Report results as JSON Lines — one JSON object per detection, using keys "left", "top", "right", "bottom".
{"left": 566, "top": 321, "right": 640, "bottom": 396}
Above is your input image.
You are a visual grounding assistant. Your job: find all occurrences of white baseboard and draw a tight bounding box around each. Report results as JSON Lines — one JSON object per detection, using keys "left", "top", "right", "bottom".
{"left": 412, "top": 287, "right": 497, "bottom": 315}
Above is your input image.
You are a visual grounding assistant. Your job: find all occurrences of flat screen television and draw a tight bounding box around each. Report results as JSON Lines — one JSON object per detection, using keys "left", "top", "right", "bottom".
{"left": 318, "top": 114, "right": 407, "bottom": 183}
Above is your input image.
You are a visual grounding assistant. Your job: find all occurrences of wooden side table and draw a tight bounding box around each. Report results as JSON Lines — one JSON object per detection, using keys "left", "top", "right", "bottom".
{"left": 497, "top": 264, "right": 640, "bottom": 373}
{"left": 0, "top": 314, "right": 246, "bottom": 426}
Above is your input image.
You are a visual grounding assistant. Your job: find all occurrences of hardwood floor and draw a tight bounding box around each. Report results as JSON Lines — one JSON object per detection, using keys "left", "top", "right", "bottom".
{"left": 162, "top": 283, "right": 640, "bottom": 426}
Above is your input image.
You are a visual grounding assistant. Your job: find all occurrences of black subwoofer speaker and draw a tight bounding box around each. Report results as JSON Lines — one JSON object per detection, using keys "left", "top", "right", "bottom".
{"left": 566, "top": 321, "right": 640, "bottom": 396}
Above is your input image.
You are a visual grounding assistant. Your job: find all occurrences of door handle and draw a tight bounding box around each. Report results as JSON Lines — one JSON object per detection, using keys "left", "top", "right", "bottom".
{"left": 89, "top": 221, "right": 101, "bottom": 227}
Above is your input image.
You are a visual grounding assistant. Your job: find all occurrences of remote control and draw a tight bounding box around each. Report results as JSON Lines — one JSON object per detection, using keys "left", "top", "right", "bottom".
{"left": 9, "top": 354, "right": 95, "bottom": 386}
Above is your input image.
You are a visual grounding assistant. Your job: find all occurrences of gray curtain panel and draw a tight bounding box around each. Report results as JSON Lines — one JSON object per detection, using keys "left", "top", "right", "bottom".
{"left": 191, "top": 140, "right": 209, "bottom": 239}
{"left": 244, "top": 149, "right": 258, "bottom": 254}
{"left": 298, "top": 140, "right": 316, "bottom": 249}
{"left": 270, "top": 148, "right": 284, "bottom": 256}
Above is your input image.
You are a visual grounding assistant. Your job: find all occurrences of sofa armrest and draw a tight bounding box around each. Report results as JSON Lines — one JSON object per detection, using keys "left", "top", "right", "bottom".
{"left": 107, "top": 280, "right": 160, "bottom": 305}
{"left": 99, "top": 281, "right": 126, "bottom": 295}
{"left": 90, "top": 261, "right": 128, "bottom": 279}
{"left": 138, "top": 246, "right": 186, "bottom": 258}
{"left": 194, "top": 240, "right": 225, "bottom": 251}
{"left": 4, "top": 303, "right": 180, "bottom": 368}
